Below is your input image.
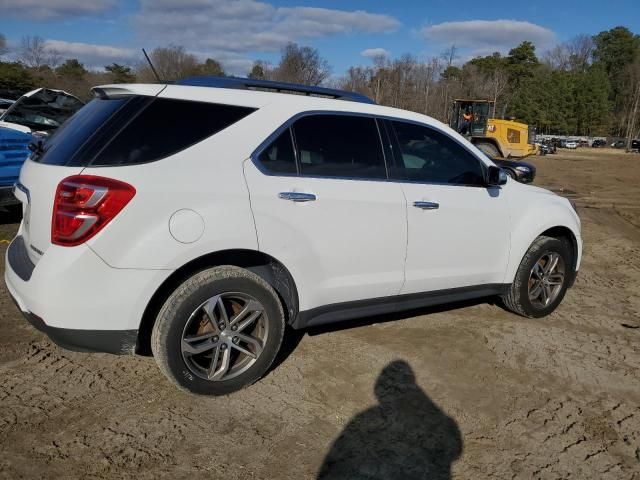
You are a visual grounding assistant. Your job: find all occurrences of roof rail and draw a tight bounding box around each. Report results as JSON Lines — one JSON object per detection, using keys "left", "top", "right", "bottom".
{"left": 176, "top": 76, "right": 376, "bottom": 104}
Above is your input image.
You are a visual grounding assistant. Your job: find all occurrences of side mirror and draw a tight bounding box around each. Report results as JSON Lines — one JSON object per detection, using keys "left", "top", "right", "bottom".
{"left": 487, "top": 165, "right": 508, "bottom": 186}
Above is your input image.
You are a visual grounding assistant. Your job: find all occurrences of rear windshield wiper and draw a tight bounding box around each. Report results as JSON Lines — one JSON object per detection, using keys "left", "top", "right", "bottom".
{"left": 28, "top": 139, "right": 45, "bottom": 155}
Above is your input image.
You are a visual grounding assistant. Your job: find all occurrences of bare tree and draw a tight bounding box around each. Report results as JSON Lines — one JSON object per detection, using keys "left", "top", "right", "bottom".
{"left": 47, "top": 48, "right": 62, "bottom": 69}
{"left": 20, "top": 35, "right": 49, "bottom": 68}
{"left": 441, "top": 45, "right": 458, "bottom": 67}
{"left": 136, "top": 45, "right": 201, "bottom": 82}
{"left": 543, "top": 44, "right": 570, "bottom": 70}
{"left": 421, "top": 57, "right": 441, "bottom": 116}
{"left": 272, "top": 43, "right": 331, "bottom": 86}
{"left": 488, "top": 68, "right": 509, "bottom": 117}
{"left": 0, "top": 33, "right": 8, "bottom": 58}
{"left": 624, "top": 60, "right": 640, "bottom": 152}
{"left": 544, "top": 35, "right": 594, "bottom": 72}
{"left": 566, "top": 34, "right": 594, "bottom": 71}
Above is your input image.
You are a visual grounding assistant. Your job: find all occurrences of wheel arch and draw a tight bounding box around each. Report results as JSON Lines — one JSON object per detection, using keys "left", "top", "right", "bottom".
{"left": 136, "top": 249, "right": 299, "bottom": 355}
{"left": 539, "top": 225, "right": 579, "bottom": 284}
{"left": 506, "top": 222, "right": 580, "bottom": 287}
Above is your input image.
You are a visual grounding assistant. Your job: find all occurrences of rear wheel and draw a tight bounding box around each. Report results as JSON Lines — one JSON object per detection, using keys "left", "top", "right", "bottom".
{"left": 502, "top": 236, "right": 573, "bottom": 318}
{"left": 151, "top": 266, "right": 285, "bottom": 395}
{"left": 474, "top": 141, "right": 501, "bottom": 159}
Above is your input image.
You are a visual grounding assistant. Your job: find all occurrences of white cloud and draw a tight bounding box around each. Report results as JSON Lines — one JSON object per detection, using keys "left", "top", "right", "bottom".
{"left": 44, "top": 40, "right": 137, "bottom": 68}
{"left": 190, "top": 50, "right": 255, "bottom": 76}
{"left": 133, "top": 0, "right": 400, "bottom": 54}
{"left": 421, "top": 19, "right": 556, "bottom": 52}
{"left": 0, "top": 0, "right": 115, "bottom": 20}
{"left": 275, "top": 7, "right": 400, "bottom": 37}
{"left": 361, "top": 48, "right": 390, "bottom": 59}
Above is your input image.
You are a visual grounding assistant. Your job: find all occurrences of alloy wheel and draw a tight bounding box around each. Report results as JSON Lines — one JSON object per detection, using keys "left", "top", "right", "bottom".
{"left": 181, "top": 292, "right": 268, "bottom": 381}
{"left": 528, "top": 252, "right": 566, "bottom": 308}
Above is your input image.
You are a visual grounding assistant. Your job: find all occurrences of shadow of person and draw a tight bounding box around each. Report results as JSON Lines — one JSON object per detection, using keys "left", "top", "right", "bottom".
{"left": 317, "top": 360, "right": 462, "bottom": 480}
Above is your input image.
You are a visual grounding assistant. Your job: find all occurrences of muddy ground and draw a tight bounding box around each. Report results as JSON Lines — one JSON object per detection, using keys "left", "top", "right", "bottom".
{"left": 0, "top": 148, "right": 639, "bottom": 479}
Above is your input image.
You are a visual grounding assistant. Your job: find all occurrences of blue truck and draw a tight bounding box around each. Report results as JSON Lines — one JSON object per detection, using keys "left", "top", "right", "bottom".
{"left": 0, "top": 88, "right": 83, "bottom": 207}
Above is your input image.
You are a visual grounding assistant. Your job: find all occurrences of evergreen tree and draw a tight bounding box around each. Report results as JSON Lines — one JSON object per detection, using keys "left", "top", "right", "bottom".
{"left": 56, "top": 59, "right": 87, "bottom": 80}
{"left": 105, "top": 63, "right": 135, "bottom": 83}
{"left": 199, "top": 58, "right": 224, "bottom": 76}
{"left": 248, "top": 62, "right": 266, "bottom": 80}
{"left": 0, "top": 61, "right": 35, "bottom": 97}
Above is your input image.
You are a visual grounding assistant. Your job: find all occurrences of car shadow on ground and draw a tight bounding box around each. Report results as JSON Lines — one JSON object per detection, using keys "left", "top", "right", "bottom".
{"left": 317, "top": 360, "right": 463, "bottom": 480}
{"left": 268, "top": 296, "right": 500, "bottom": 375}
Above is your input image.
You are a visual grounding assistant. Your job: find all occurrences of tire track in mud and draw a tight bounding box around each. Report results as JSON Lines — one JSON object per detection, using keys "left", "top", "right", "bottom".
{"left": 0, "top": 340, "right": 189, "bottom": 479}
{"left": 0, "top": 337, "right": 323, "bottom": 480}
{"left": 484, "top": 322, "right": 640, "bottom": 392}
{"left": 463, "top": 396, "right": 640, "bottom": 479}
{"left": 0, "top": 341, "right": 158, "bottom": 433}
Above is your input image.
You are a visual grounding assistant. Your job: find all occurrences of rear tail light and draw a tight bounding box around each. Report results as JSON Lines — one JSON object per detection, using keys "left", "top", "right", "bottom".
{"left": 52, "top": 175, "right": 136, "bottom": 246}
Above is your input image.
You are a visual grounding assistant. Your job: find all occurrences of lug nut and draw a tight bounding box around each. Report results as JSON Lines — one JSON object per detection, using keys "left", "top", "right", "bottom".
{"left": 231, "top": 325, "right": 237, "bottom": 331}
{"left": 233, "top": 336, "right": 239, "bottom": 344}
{"left": 220, "top": 343, "right": 228, "bottom": 350}
{"left": 212, "top": 336, "right": 219, "bottom": 343}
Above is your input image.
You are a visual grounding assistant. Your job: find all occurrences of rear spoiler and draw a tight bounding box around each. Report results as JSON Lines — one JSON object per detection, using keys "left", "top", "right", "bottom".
{"left": 91, "top": 84, "right": 167, "bottom": 99}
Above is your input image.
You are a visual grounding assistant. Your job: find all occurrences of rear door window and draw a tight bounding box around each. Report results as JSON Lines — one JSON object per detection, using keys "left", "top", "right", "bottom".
{"left": 292, "top": 114, "right": 387, "bottom": 180}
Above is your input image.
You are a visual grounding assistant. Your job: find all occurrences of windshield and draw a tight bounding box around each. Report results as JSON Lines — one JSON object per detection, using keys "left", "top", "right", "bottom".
{"left": 0, "top": 89, "right": 84, "bottom": 132}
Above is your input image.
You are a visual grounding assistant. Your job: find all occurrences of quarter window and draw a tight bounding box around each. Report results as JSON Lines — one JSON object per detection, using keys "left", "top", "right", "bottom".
{"left": 92, "top": 98, "right": 255, "bottom": 166}
{"left": 389, "top": 121, "right": 485, "bottom": 186}
{"left": 35, "top": 97, "right": 256, "bottom": 166}
{"left": 258, "top": 129, "right": 297, "bottom": 174}
{"left": 292, "top": 114, "right": 387, "bottom": 180}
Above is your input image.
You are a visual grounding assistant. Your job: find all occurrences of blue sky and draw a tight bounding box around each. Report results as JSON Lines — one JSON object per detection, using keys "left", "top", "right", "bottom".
{"left": 0, "top": 0, "right": 638, "bottom": 75}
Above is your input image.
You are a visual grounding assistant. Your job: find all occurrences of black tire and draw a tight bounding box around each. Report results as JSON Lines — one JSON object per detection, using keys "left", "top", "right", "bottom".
{"left": 151, "top": 265, "right": 285, "bottom": 395}
{"left": 475, "top": 141, "right": 501, "bottom": 159}
{"left": 502, "top": 236, "right": 573, "bottom": 318}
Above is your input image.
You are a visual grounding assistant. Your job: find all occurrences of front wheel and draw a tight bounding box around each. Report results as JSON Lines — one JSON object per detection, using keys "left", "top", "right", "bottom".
{"left": 151, "top": 266, "right": 285, "bottom": 395}
{"left": 502, "top": 236, "right": 573, "bottom": 318}
{"left": 475, "top": 141, "right": 501, "bottom": 159}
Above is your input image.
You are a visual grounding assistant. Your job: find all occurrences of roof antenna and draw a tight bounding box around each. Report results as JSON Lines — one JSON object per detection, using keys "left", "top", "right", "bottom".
{"left": 142, "top": 48, "right": 163, "bottom": 83}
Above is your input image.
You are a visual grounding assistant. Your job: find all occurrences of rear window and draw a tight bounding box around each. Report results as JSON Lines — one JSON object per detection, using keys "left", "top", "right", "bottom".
{"left": 34, "top": 96, "right": 256, "bottom": 166}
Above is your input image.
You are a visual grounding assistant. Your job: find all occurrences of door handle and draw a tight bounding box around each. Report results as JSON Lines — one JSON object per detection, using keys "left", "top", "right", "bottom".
{"left": 413, "top": 201, "right": 439, "bottom": 210}
{"left": 278, "top": 192, "right": 317, "bottom": 202}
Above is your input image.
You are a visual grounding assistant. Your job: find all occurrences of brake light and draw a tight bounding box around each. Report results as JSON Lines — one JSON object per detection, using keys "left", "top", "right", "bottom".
{"left": 52, "top": 175, "right": 136, "bottom": 246}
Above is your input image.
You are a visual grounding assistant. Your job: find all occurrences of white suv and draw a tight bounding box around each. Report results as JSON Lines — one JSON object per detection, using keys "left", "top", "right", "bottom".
{"left": 5, "top": 78, "right": 581, "bottom": 395}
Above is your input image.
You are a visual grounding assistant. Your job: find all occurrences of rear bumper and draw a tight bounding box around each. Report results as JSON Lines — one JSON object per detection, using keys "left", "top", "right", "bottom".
{"left": 0, "top": 185, "right": 18, "bottom": 206}
{"left": 5, "top": 235, "right": 173, "bottom": 354}
{"left": 10, "top": 294, "right": 137, "bottom": 354}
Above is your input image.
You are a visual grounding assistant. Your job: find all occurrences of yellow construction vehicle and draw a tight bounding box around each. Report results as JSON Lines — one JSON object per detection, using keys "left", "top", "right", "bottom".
{"left": 450, "top": 99, "right": 537, "bottom": 158}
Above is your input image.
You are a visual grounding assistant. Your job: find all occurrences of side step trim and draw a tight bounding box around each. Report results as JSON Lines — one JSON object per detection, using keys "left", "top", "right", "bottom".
{"left": 292, "top": 284, "right": 510, "bottom": 329}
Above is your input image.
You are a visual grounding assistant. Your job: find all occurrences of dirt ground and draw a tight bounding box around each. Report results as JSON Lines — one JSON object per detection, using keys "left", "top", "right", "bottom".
{"left": 0, "top": 148, "right": 639, "bottom": 479}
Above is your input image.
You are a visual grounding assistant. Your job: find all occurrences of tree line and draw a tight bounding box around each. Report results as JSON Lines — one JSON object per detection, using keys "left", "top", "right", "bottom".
{"left": 0, "top": 27, "right": 639, "bottom": 141}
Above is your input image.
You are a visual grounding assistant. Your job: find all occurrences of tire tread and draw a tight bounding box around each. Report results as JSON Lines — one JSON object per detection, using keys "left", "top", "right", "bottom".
{"left": 502, "top": 235, "right": 570, "bottom": 318}
{"left": 151, "top": 265, "right": 285, "bottom": 395}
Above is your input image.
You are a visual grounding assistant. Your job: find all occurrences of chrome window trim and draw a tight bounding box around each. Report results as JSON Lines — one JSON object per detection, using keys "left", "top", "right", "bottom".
{"left": 249, "top": 110, "right": 492, "bottom": 188}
